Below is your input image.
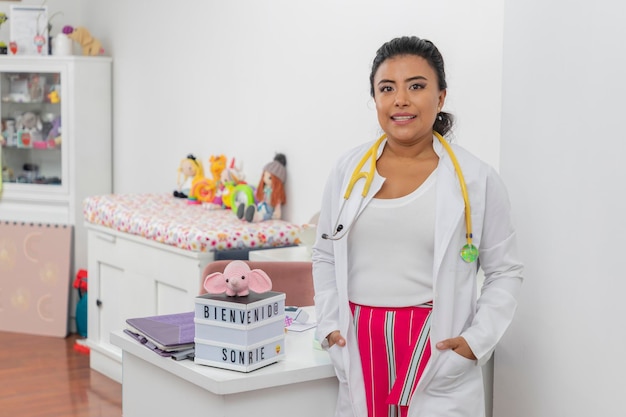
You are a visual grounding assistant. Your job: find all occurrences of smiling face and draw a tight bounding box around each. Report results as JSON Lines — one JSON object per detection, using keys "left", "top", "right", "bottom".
{"left": 373, "top": 54, "right": 446, "bottom": 146}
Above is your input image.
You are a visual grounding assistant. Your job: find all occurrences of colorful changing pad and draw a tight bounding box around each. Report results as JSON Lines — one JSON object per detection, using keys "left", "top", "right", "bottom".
{"left": 83, "top": 193, "right": 302, "bottom": 253}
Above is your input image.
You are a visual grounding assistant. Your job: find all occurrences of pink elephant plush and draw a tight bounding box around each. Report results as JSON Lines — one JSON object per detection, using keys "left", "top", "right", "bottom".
{"left": 203, "top": 260, "right": 272, "bottom": 297}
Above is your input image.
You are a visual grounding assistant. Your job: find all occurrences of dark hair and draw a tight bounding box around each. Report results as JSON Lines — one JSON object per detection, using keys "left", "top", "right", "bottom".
{"left": 369, "top": 36, "right": 454, "bottom": 136}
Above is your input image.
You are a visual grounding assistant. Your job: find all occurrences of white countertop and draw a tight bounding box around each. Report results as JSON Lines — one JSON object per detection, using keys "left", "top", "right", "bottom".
{"left": 110, "top": 310, "right": 334, "bottom": 396}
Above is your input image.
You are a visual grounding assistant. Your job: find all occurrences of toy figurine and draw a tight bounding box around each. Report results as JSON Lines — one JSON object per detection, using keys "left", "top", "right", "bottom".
{"left": 220, "top": 157, "right": 247, "bottom": 209}
{"left": 236, "top": 153, "right": 287, "bottom": 223}
{"left": 203, "top": 260, "right": 272, "bottom": 297}
{"left": 46, "top": 116, "right": 61, "bottom": 148}
{"left": 63, "top": 26, "right": 104, "bottom": 56}
{"left": 47, "top": 90, "right": 60, "bottom": 104}
{"left": 186, "top": 154, "right": 228, "bottom": 205}
{"left": 16, "top": 112, "right": 43, "bottom": 148}
{"left": 174, "top": 154, "right": 203, "bottom": 199}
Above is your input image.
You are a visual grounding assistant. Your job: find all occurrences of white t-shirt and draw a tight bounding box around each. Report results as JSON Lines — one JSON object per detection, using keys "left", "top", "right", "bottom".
{"left": 347, "top": 172, "right": 436, "bottom": 307}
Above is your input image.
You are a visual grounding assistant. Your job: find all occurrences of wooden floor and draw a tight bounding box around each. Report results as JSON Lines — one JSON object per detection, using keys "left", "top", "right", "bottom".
{"left": 0, "top": 331, "right": 122, "bottom": 417}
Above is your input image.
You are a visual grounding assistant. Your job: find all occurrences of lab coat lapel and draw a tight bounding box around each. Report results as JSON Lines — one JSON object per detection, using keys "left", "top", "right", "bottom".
{"left": 433, "top": 142, "right": 465, "bottom": 287}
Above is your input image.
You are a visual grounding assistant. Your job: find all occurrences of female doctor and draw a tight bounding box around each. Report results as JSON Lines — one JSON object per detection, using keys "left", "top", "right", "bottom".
{"left": 312, "top": 36, "right": 523, "bottom": 417}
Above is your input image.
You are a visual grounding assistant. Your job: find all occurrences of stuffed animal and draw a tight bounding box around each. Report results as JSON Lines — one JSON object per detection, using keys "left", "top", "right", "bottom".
{"left": 47, "top": 90, "right": 60, "bottom": 104}
{"left": 16, "top": 111, "right": 43, "bottom": 148}
{"left": 63, "top": 26, "right": 104, "bottom": 56}
{"left": 236, "top": 153, "right": 287, "bottom": 223}
{"left": 220, "top": 157, "right": 247, "bottom": 208}
{"left": 185, "top": 154, "right": 225, "bottom": 205}
{"left": 46, "top": 116, "right": 62, "bottom": 148}
{"left": 203, "top": 260, "right": 273, "bottom": 297}
{"left": 174, "top": 154, "right": 204, "bottom": 199}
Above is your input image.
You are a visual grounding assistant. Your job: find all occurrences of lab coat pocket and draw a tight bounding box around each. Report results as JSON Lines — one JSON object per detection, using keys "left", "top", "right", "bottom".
{"left": 327, "top": 343, "right": 349, "bottom": 384}
{"left": 426, "top": 350, "right": 476, "bottom": 393}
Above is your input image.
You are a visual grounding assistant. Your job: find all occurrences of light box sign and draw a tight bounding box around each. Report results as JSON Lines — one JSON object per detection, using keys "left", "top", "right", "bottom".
{"left": 194, "top": 291, "right": 286, "bottom": 372}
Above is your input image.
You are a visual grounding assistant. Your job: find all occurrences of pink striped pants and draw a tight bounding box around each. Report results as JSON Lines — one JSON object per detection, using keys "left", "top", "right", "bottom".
{"left": 350, "top": 302, "right": 433, "bottom": 417}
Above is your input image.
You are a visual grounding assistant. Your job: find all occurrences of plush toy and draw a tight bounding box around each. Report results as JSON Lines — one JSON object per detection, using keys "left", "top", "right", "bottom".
{"left": 186, "top": 154, "right": 226, "bottom": 205}
{"left": 221, "top": 157, "right": 246, "bottom": 184}
{"left": 16, "top": 111, "right": 43, "bottom": 148}
{"left": 63, "top": 25, "right": 104, "bottom": 56}
{"left": 174, "top": 154, "right": 204, "bottom": 199}
{"left": 209, "top": 155, "right": 227, "bottom": 183}
{"left": 220, "top": 157, "right": 247, "bottom": 208}
{"left": 236, "top": 153, "right": 287, "bottom": 223}
{"left": 208, "top": 154, "right": 227, "bottom": 205}
{"left": 46, "top": 116, "right": 61, "bottom": 148}
{"left": 203, "top": 260, "right": 273, "bottom": 297}
{"left": 47, "top": 90, "right": 60, "bottom": 104}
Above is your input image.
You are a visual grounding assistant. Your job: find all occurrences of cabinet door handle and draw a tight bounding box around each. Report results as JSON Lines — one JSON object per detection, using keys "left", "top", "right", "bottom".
{"left": 96, "top": 232, "right": 116, "bottom": 243}
{"left": 96, "top": 299, "right": 102, "bottom": 307}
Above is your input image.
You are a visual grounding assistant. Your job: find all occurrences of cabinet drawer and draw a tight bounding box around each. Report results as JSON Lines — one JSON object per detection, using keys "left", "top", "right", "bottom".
{"left": 88, "top": 227, "right": 214, "bottom": 294}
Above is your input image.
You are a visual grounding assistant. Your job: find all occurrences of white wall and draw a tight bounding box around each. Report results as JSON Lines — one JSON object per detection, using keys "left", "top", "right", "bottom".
{"left": 80, "top": 0, "right": 504, "bottom": 225}
{"left": 494, "top": 1, "right": 626, "bottom": 416}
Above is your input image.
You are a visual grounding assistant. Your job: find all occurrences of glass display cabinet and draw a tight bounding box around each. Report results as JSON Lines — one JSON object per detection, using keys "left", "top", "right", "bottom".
{"left": 0, "top": 56, "right": 112, "bottom": 222}
{"left": 0, "top": 56, "right": 112, "bottom": 278}
{"left": 1, "top": 70, "right": 63, "bottom": 186}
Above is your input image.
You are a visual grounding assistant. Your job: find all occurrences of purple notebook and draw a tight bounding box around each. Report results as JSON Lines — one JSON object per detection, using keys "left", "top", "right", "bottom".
{"left": 126, "top": 311, "right": 195, "bottom": 351}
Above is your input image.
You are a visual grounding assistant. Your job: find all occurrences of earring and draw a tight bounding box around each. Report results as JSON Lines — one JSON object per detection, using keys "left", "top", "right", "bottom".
{"left": 437, "top": 113, "right": 443, "bottom": 121}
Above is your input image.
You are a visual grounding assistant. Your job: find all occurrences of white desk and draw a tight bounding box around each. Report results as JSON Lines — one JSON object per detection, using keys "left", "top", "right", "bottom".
{"left": 111, "top": 324, "right": 338, "bottom": 417}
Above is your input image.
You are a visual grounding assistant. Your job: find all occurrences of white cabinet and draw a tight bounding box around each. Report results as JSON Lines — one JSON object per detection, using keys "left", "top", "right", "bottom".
{"left": 0, "top": 56, "right": 112, "bottom": 278}
{"left": 86, "top": 224, "right": 216, "bottom": 382}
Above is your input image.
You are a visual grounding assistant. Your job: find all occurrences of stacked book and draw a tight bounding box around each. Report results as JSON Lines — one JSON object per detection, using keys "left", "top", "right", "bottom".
{"left": 124, "top": 311, "right": 195, "bottom": 360}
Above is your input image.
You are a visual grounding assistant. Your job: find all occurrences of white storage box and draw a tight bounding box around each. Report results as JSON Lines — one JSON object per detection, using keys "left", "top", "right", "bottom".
{"left": 194, "top": 291, "right": 286, "bottom": 372}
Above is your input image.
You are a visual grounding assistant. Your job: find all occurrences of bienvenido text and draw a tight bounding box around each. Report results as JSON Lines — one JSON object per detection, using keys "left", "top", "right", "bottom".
{"left": 203, "top": 302, "right": 280, "bottom": 324}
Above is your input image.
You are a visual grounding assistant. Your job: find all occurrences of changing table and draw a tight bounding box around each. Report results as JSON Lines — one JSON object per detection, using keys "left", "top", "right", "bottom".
{"left": 83, "top": 193, "right": 301, "bottom": 382}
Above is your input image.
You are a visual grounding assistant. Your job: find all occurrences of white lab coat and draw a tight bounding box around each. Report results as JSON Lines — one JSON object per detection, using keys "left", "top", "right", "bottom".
{"left": 312, "top": 137, "right": 523, "bottom": 417}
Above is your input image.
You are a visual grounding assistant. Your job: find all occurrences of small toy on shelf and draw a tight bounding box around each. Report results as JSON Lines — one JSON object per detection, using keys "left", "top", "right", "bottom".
{"left": 16, "top": 111, "right": 43, "bottom": 148}
{"left": 2, "top": 119, "right": 16, "bottom": 146}
{"left": 187, "top": 154, "right": 227, "bottom": 205}
{"left": 47, "top": 89, "right": 60, "bottom": 104}
{"left": 207, "top": 154, "right": 227, "bottom": 205}
{"left": 46, "top": 115, "right": 61, "bottom": 148}
{"left": 220, "top": 157, "right": 247, "bottom": 209}
{"left": 236, "top": 153, "right": 287, "bottom": 223}
{"left": 34, "top": 34, "right": 46, "bottom": 55}
{"left": 63, "top": 25, "right": 104, "bottom": 56}
{"left": 174, "top": 154, "right": 204, "bottom": 199}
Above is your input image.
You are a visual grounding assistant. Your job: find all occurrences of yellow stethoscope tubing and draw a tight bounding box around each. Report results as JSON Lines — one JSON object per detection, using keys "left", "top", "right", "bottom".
{"left": 432, "top": 131, "right": 473, "bottom": 247}
{"left": 344, "top": 133, "right": 387, "bottom": 199}
{"left": 339, "top": 130, "right": 474, "bottom": 248}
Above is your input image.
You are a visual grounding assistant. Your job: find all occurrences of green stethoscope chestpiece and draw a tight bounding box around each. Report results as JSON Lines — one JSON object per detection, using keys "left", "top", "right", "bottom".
{"left": 460, "top": 244, "right": 479, "bottom": 263}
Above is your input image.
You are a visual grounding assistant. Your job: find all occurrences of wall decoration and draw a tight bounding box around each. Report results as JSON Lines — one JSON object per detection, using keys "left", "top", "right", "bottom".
{"left": 0, "top": 221, "right": 72, "bottom": 337}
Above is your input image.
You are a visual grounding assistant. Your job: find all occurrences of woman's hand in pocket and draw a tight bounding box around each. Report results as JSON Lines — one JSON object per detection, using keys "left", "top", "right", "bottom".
{"left": 327, "top": 330, "right": 346, "bottom": 348}
{"left": 436, "top": 336, "right": 476, "bottom": 360}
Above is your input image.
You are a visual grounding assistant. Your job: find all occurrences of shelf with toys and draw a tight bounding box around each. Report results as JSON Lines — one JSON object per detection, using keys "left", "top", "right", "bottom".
{"left": 0, "top": 56, "right": 111, "bottom": 224}
{"left": 1, "top": 71, "right": 63, "bottom": 185}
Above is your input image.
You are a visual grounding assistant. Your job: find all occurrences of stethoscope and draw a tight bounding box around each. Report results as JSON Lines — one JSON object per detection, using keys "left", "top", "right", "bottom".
{"left": 322, "top": 131, "right": 479, "bottom": 263}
